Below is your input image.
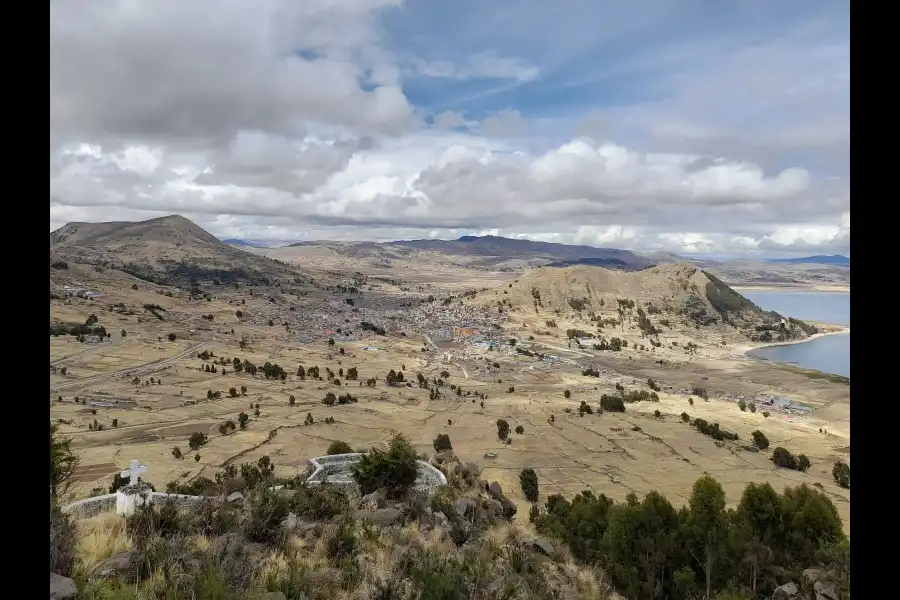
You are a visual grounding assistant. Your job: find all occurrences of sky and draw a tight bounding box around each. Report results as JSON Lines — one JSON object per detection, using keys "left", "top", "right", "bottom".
{"left": 49, "top": 0, "right": 850, "bottom": 258}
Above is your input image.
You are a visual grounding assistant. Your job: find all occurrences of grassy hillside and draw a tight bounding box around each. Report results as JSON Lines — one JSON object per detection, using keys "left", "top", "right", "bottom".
{"left": 50, "top": 431, "right": 849, "bottom": 600}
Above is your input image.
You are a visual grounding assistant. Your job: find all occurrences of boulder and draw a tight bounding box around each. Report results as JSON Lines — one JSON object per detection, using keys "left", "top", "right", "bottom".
{"left": 488, "top": 482, "right": 503, "bottom": 499}
{"left": 527, "top": 538, "right": 555, "bottom": 557}
{"left": 226, "top": 491, "right": 244, "bottom": 504}
{"left": 212, "top": 533, "right": 267, "bottom": 564}
{"left": 358, "top": 490, "right": 385, "bottom": 509}
{"left": 814, "top": 580, "right": 838, "bottom": 600}
{"left": 282, "top": 512, "right": 298, "bottom": 530}
{"left": 802, "top": 567, "right": 826, "bottom": 586}
{"left": 50, "top": 573, "right": 78, "bottom": 600}
{"left": 485, "top": 499, "right": 505, "bottom": 518}
{"left": 372, "top": 508, "right": 403, "bottom": 527}
{"left": 462, "top": 462, "right": 481, "bottom": 478}
{"left": 433, "top": 451, "right": 456, "bottom": 465}
{"left": 772, "top": 582, "right": 799, "bottom": 600}
{"left": 454, "top": 498, "right": 476, "bottom": 519}
{"left": 432, "top": 511, "right": 449, "bottom": 527}
{"left": 354, "top": 510, "right": 375, "bottom": 523}
{"left": 92, "top": 551, "right": 134, "bottom": 579}
{"left": 501, "top": 498, "right": 518, "bottom": 519}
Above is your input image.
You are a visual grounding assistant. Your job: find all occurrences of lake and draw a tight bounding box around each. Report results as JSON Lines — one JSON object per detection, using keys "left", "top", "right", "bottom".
{"left": 740, "top": 290, "right": 850, "bottom": 378}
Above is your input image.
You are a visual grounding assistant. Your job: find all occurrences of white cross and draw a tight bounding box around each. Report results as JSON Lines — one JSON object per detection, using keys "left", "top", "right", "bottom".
{"left": 121, "top": 459, "right": 147, "bottom": 483}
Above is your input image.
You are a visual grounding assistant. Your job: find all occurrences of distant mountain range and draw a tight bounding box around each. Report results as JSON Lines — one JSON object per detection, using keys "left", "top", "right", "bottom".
{"left": 222, "top": 239, "right": 273, "bottom": 248}
{"left": 767, "top": 255, "right": 850, "bottom": 267}
{"left": 53, "top": 218, "right": 844, "bottom": 291}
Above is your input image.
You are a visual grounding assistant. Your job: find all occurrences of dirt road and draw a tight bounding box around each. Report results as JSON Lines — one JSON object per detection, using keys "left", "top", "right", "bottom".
{"left": 50, "top": 341, "right": 213, "bottom": 392}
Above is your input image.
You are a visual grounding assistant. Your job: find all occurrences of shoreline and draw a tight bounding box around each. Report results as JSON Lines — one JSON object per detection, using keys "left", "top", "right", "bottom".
{"left": 732, "top": 326, "right": 850, "bottom": 356}
{"left": 730, "top": 284, "right": 850, "bottom": 293}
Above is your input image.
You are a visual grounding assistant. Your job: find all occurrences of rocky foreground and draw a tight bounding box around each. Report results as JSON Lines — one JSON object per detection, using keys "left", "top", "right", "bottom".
{"left": 50, "top": 435, "right": 848, "bottom": 600}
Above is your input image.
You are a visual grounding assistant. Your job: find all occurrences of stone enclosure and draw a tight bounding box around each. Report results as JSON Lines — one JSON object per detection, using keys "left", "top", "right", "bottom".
{"left": 305, "top": 453, "right": 448, "bottom": 495}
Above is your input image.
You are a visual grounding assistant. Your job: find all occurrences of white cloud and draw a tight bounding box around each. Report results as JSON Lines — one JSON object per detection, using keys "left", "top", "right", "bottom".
{"left": 49, "top": 0, "right": 849, "bottom": 258}
{"left": 415, "top": 52, "right": 539, "bottom": 82}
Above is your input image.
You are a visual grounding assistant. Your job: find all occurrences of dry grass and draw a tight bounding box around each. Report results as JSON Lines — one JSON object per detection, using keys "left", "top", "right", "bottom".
{"left": 51, "top": 250, "right": 850, "bottom": 539}
{"left": 75, "top": 512, "right": 133, "bottom": 577}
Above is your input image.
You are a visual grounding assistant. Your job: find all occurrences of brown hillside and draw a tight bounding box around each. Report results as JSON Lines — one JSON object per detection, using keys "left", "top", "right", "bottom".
{"left": 482, "top": 264, "right": 815, "bottom": 342}
{"left": 49, "top": 215, "right": 310, "bottom": 288}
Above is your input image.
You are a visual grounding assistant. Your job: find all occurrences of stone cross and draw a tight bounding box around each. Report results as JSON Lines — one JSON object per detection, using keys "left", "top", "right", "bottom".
{"left": 121, "top": 459, "right": 147, "bottom": 484}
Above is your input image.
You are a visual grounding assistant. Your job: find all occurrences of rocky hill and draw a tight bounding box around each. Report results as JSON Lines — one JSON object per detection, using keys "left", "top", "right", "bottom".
{"left": 50, "top": 215, "right": 311, "bottom": 288}
{"left": 50, "top": 431, "right": 849, "bottom": 600}
{"left": 483, "top": 264, "right": 817, "bottom": 342}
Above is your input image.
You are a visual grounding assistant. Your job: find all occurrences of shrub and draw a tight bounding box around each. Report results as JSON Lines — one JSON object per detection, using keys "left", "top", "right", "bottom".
{"left": 738, "top": 399, "right": 747, "bottom": 411}
{"left": 242, "top": 489, "right": 290, "bottom": 544}
{"left": 291, "top": 485, "right": 351, "bottom": 521}
{"left": 188, "top": 431, "right": 207, "bottom": 450}
{"left": 515, "top": 425, "right": 525, "bottom": 434}
{"left": 751, "top": 430, "right": 769, "bottom": 450}
{"left": 681, "top": 412, "right": 690, "bottom": 422}
{"left": 409, "top": 552, "right": 467, "bottom": 600}
{"left": 762, "top": 411, "right": 770, "bottom": 418}
{"left": 323, "top": 392, "right": 336, "bottom": 406}
{"left": 327, "top": 440, "right": 354, "bottom": 455}
{"left": 519, "top": 467, "right": 539, "bottom": 503}
{"left": 564, "top": 389, "right": 571, "bottom": 398}
{"left": 172, "top": 447, "right": 182, "bottom": 459}
{"left": 49, "top": 502, "right": 77, "bottom": 576}
{"left": 654, "top": 409, "right": 661, "bottom": 418}
{"left": 238, "top": 412, "right": 249, "bottom": 429}
{"left": 771, "top": 446, "right": 809, "bottom": 471}
{"left": 433, "top": 433, "right": 453, "bottom": 452}
{"left": 496, "top": 419, "right": 510, "bottom": 440}
{"left": 167, "top": 333, "right": 177, "bottom": 341}
{"left": 50, "top": 424, "right": 79, "bottom": 499}
{"left": 832, "top": 460, "right": 850, "bottom": 488}
{"left": 350, "top": 433, "right": 419, "bottom": 499}
{"left": 229, "top": 387, "right": 237, "bottom": 398}
{"left": 600, "top": 394, "right": 625, "bottom": 412}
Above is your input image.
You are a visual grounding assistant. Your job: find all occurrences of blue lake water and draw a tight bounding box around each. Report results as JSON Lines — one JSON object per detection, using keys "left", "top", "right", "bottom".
{"left": 740, "top": 291, "right": 850, "bottom": 378}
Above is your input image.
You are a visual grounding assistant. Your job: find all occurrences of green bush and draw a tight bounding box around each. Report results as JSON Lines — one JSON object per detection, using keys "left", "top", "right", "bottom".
{"left": 49, "top": 502, "right": 77, "bottom": 576}
{"left": 433, "top": 433, "right": 453, "bottom": 452}
{"left": 242, "top": 490, "right": 290, "bottom": 544}
{"left": 832, "top": 461, "right": 850, "bottom": 488}
{"left": 409, "top": 551, "right": 467, "bottom": 600}
{"left": 327, "top": 440, "right": 354, "bottom": 455}
{"left": 188, "top": 431, "right": 207, "bottom": 450}
{"left": 600, "top": 394, "right": 626, "bottom": 412}
{"left": 771, "top": 446, "right": 809, "bottom": 471}
{"left": 751, "top": 430, "right": 769, "bottom": 450}
{"left": 519, "top": 468, "right": 539, "bottom": 503}
{"left": 350, "top": 434, "right": 419, "bottom": 499}
{"left": 291, "top": 485, "right": 351, "bottom": 521}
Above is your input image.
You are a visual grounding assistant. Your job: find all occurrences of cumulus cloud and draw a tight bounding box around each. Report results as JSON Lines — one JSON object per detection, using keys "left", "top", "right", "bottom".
{"left": 49, "top": 0, "right": 849, "bottom": 258}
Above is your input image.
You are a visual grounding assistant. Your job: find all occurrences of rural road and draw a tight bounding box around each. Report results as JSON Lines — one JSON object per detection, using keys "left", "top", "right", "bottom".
{"left": 50, "top": 341, "right": 213, "bottom": 392}
{"left": 424, "top": 334, "right": 469, "bottom": 378}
